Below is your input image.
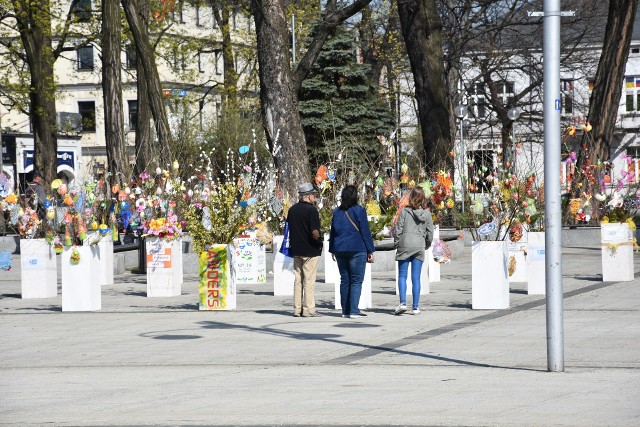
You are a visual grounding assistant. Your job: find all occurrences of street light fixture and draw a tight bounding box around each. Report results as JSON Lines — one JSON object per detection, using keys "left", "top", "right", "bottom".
{"left": 455, "top": 104, "right": 468, "bottom": 213}
{"left": 507, "top": 107, "right": 521, "bottom": 176}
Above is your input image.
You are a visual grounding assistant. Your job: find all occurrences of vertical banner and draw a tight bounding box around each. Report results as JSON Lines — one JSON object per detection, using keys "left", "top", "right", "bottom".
{"left": 231, "top": 231, "right": 266, "bottom": 284}
{"left": 199, "top": 244, "right": 236, "bottom": 310}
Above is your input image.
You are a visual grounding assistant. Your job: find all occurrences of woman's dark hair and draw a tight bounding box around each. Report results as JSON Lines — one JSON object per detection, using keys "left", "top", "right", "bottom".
{"left": 339, "top": 185, "right": 359, "bottom": 210}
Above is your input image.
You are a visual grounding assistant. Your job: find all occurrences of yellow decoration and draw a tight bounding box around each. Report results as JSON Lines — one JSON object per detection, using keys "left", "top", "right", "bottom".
{"left": 508, "top": 256, "right": 517, "bottom": 277}
{"left": 568, "top": 198, "right": 581, "bottom": 215}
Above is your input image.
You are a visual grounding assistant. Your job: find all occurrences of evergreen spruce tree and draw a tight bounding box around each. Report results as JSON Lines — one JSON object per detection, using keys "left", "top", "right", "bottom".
{"left": 299, "top": 26, "right": 394, "bottom": 174}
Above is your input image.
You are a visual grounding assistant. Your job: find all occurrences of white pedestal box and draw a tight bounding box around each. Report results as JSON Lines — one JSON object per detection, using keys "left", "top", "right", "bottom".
{"left": 427, "top": 225, "right": 440, "bottom": 282}
{"left": 85, "top": 233, "right": 114, "bottom": 287}
{"left": 507, "top": 228, "right": 528, "bottom": 283}
{"left": 395, "top": 254, "right": 429, "bottom": 296}
{"left": 62, "top": 246, "right": 100, "bottom": 311}
{"left": 20, "top": 239, "right": 57, "bottom": 299}
{"left": 472, "top": 241, "right": 509, "bottom": 309}
{"left": 601, "top": 223, "right": 634, "bottom": 282}
{"left": 146, "top": 237, "right": 183, "bottom": 297}
{"left": 272, "top": 236, "right": 294, "bottom": 296}
{"left": 198, "top": 244, "right": 236, "bottom": 310}
{"left": 334, "top": 263, "right": 372, "bottom": 310}
{"left": 527, "top": 232, "right": 546, "bottom": 295}
{"left": 323, "top": 235, "right": 340, "bottom": 285}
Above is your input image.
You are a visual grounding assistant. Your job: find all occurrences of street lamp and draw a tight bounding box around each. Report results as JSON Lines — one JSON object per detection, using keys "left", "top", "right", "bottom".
{"left": 507, "top": 107, "right": 521, "bottom": 176}
{"left": 455, "top": 104, "right": 468, "bottom": 213}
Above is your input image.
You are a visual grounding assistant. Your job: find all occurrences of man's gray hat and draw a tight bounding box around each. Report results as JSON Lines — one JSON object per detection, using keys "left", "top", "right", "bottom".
{"left": 298, "top": 182, "right": 317, "bottom": 195}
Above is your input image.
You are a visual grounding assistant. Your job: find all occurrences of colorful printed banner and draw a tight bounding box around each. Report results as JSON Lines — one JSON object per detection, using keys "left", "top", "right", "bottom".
{"left": 199, "top": 244, "right": 236, "bottom": 310}
{"left": 231, "top": 231, "right": 266, "bottom": 284}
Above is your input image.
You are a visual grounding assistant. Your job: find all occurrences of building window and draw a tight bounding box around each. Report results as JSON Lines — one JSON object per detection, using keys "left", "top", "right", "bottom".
{"left": 128, "top": 100, "right": 138, "bottom": 131}
{"left": 71, "top": 0, "right": 92, "bottom": 22}
{"left": 77, "top": 45, "right": 94, "bottom": 70}
{"left": 561, "top": 79, "right": 574, "bottom": 115}
{"left": 126, "top": 45, "right": 137, "bottom": 69}
{"left": 626, "top": 147, "right": 640, "bottom": 183}
{"left": 199, "top": 100, "right": 204, "bottom": 130}
{"left": 195, "top": 3, "right": 202, "bottom": 26}
{"left": 624, "top": 76, "right": 640, "bottom": 112}
{"left": 197, "top": 52, "right": 204, "bottom": 73}
{"left": 468, "top": 150, "right": 494, "bottom": 193}
{"left": 214, "top": 50, "right": 222, "bottom": 75}
{"left": 497, "top": 81, "right": 515, "bottom": 106}
{"left": 78, "top": 101, "right": 96, "bottom": 132}
{"left": 212, "top": 6, "right": 218, "bottom": 28}
{"left": 469, "top": 83, "right": 487, "bottom": 119}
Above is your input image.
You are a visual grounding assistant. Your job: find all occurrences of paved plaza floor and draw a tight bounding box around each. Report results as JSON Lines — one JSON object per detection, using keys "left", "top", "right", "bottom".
{"left": 1, "top": 246, "right": 639, "bottom": 426}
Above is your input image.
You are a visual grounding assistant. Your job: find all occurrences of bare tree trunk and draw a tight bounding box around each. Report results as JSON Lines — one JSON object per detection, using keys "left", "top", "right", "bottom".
{"left": 213, "top": 5, "right": 238, "bottom": 108}
{"left": 251, "top": 2, "right": 308, "bottom": 197}
{"left": 14, "top": 0, "right": 58, "bottom": 184}
{"left": 250, "top": 0, "right": 372, "bottom": 197}
{"left": 585, "top": 0, "right": 638, "bottom": 164}
{"left": 102, "top": 0, "right": 128, "bottom": 184}
{"left": 133, "top": 0, "right": 152, "bottom": 176}
{"left": 122, "top": 0, "right": 172, "bottom": 165}
{"left": 396, "top": 0, "right": 453, "bottom": 171}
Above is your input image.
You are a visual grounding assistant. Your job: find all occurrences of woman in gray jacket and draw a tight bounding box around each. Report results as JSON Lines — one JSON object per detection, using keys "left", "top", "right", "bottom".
{"left": 394, "top": 186, "right": 434, "bottom": 315}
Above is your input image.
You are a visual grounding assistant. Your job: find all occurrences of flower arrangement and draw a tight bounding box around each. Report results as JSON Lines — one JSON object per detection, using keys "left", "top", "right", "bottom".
{"left": 464, "top": 173, "right": 543, "bottom": 241}
{"left": 127, "top": 163, "right": 185, "bottom": 241}
{"left": 185, "top": 142, "right": 273, "bottom": 254}
{"left": 562, "top": 123, "right": 640, "bottom": 224}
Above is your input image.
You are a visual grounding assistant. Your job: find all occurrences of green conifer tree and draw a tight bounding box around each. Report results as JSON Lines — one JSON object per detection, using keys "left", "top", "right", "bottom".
{"left": 299, "top": 26, "right": 394, "bottom": 174}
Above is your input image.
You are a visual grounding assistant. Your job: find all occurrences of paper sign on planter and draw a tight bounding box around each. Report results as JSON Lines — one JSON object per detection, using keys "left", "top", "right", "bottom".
{"left": 472, "top": 240, "right": 509, "bottom": 309}
{"left": 527, "top": 232, "right": 546, "bottom": 295}
{"left": 232, "top": 231, "right": 266, "bottom": 284}
{"left": 601, "top": 223, "right": 634, "bottom": 282}
{"left": 394, "top": 255, "right": 430, "bottom": 296}
{"left": 146, "top": 237, "right": 183, "bottom": 297}
{"left": 272, "top": 235, "right": 294, "bottom": 296}
{"left": 199, "top": 244, "right": 236, "bottom": 310}
{"left": 20, "top": 238, "right": 57, "bottom": 299}
{"left": 334, "top": 263, "right": 372, "bottom": 310}
{"left": 62, "top": 245, "right": 100, "bottom": 311}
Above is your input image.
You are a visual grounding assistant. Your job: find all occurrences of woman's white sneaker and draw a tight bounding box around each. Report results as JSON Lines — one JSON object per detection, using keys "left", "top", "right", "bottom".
{"left": 412, "top": 308, "right": 421, "bottom": 315}
{"left": 394, "top": 304, "right": 407, "bottom": 315}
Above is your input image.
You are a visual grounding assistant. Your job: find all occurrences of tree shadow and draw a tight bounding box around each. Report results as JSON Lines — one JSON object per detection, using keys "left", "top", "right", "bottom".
{"left": 509, "top": 289, "right": 528, "bottom": 295}
{"left": 449, "top": 303, "right": 472, "bottom": 309}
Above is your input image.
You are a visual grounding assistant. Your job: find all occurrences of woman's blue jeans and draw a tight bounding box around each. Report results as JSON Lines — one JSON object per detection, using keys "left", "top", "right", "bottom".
{"left": 397, "top": 256, "right": 424, "bottom": 309}
{"left": 335, "top": 252, "right": 367, "bottom": 316}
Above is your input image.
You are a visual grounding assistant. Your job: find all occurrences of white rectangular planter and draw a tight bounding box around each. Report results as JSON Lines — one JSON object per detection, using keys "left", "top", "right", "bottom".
{"left": 395, "top": 255, "right": 429, "bottom": 296}
{"left": 507, "top": 228, "right": 528, "bottom": 283}
{"left": 146, "top": 237, "right": 183, "bottom": 297}
{"left": 85, "top": 233, "right": 114, "bottom": 286}
{"left": 272, "top": 235, "right": 295, "bottom": 296}
{"left": 20, "top": 239, "right": 57, "bottom": 299}
{"left": 198, "top": 244, "right": 236, "bottom": 310}
{"left": 601, "top": 223, "right": 634, "bottom": 282}
{"left": 427, "top": 225, "right": 441, "bottom": 282}
{"left": 527, "top": 232, "right": 546, "bottom": 295}
{"left": 62, "top": 246, "right": 100, "bottom": 311}
{"left": 232, "top": 231, "right": 266, "bottom": 284}
{"left": 334, "top": 263, "right": 372, "bottom": 310}
{"left": 323, "top": 235, "right": 340, "bottom": 285}
{"left": 472, "top": 241, "right": 509, "bottom": 309}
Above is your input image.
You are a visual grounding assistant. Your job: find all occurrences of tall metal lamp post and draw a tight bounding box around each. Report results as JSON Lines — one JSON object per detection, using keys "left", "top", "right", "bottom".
{"left": 455, "top": 104, "right": 468, "bottom": 212}
{"left": 507, "top": 107, "right": 521, "bottom": 177}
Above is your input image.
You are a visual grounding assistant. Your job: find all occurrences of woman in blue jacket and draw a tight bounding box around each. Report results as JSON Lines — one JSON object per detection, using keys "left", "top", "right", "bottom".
{"left": 329, "top": 185, "right": 375, "bottom": 318}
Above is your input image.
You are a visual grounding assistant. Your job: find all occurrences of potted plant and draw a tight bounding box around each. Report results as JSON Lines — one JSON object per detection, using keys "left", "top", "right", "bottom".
{"left": 185, "top": 144, "right": 272, "bottom": 310}
{"left": 130, "top": 163, "right": 186, "bottom": 297}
